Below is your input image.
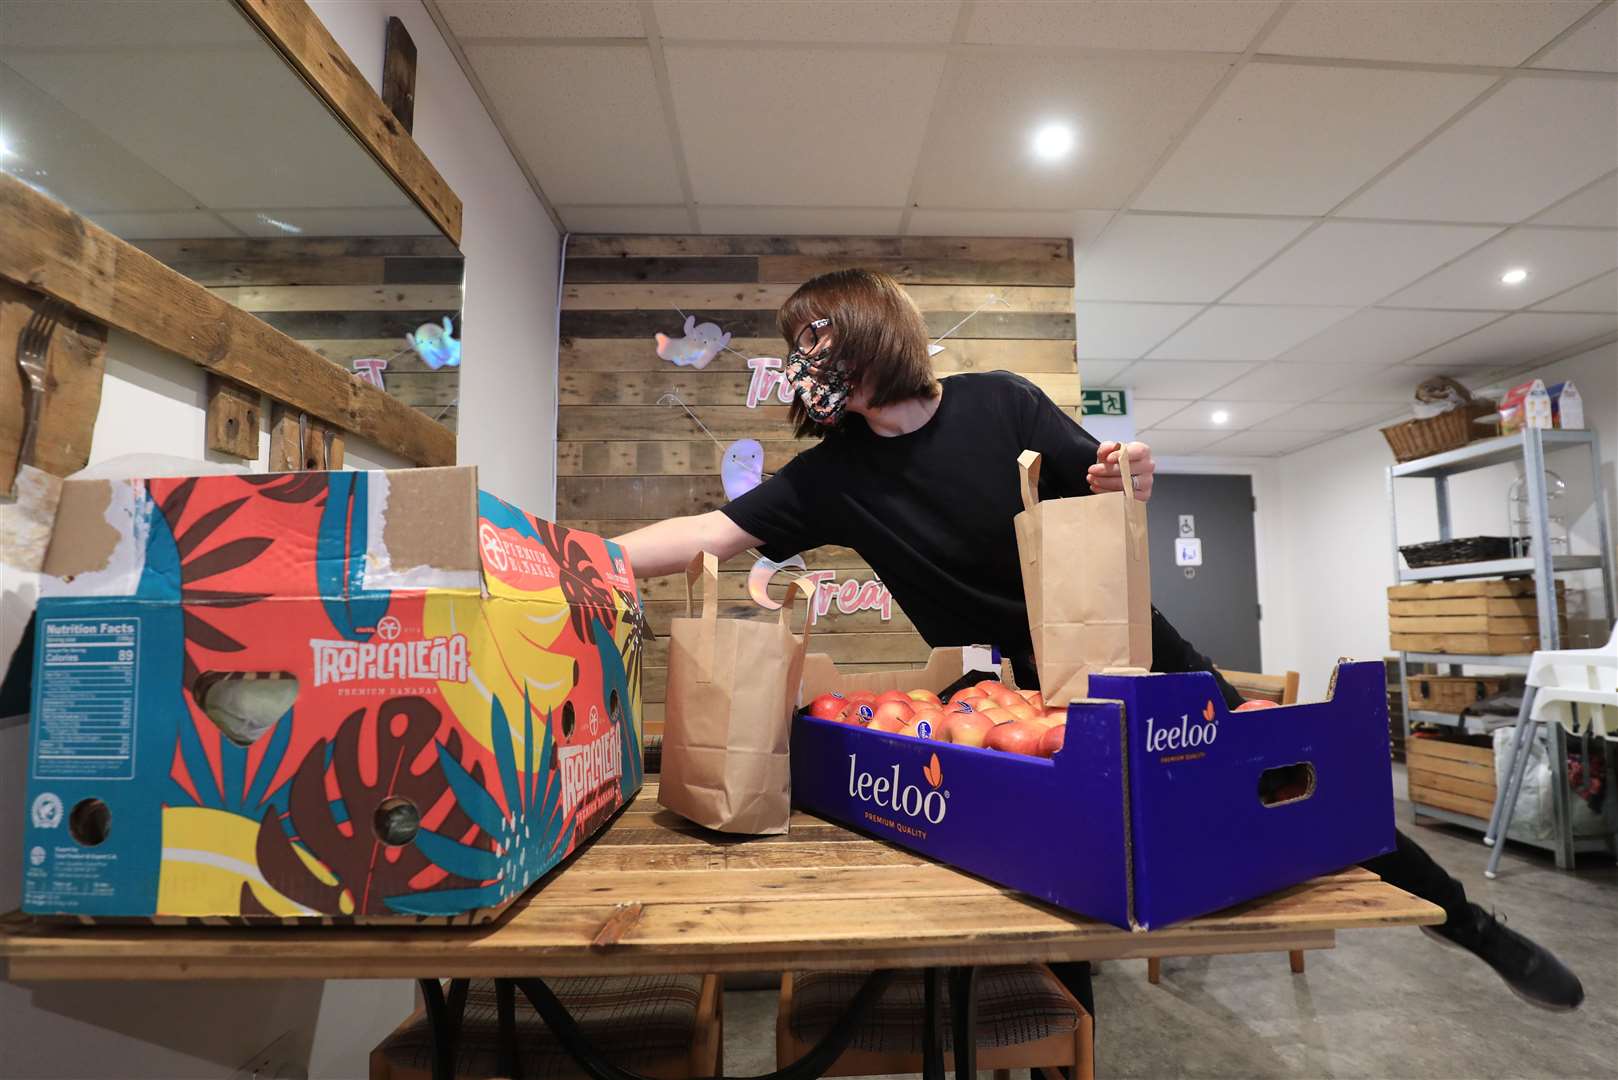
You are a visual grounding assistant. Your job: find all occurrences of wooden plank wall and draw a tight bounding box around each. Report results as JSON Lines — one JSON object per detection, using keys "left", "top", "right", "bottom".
{"left": 133, "top": 236, "right": 462, "bottom": 431}
{"left": 559, "top": 235, "right": 1077, "bottom": 733}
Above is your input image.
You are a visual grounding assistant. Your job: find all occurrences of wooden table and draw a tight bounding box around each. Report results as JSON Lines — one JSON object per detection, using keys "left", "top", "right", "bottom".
{"left": 0, "top": 782, "right": 1442, "bottom": 1079}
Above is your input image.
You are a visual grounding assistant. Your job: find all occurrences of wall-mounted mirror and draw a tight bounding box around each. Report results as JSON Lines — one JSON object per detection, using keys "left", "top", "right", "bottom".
{"left": 0, "top": 0, "right": 463, "bottom": 432}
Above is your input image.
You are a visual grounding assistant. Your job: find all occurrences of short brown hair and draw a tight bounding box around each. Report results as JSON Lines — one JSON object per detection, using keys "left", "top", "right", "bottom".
{"left": 777, "top": 269, "right": 939, "bottom": 438}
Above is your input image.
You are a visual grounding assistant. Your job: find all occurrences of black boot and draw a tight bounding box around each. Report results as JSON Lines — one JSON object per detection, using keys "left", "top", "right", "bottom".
{"left": 1423, "top": 903, "right": 1584, "bottom": 1010}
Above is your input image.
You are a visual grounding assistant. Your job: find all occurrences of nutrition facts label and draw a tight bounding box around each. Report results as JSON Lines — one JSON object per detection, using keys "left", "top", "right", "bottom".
{"left": 35, "top": 618, "right": 141, "bottom": 780}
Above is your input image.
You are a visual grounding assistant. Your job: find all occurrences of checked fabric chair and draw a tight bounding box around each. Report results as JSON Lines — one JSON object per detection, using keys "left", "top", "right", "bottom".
{"left": 371, "top": 974, "right": 722, "bottom": 1080}
{"left": 1143, "top": 668, "right": 1306, "bottom": 987}
{"left": 777, "top": 965, "right": 1094, "bottom": 1080}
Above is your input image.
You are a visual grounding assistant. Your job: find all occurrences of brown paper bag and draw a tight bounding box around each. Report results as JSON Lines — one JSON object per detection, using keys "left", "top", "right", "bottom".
{"left": 1013, "top": 448, "right": 1152, "bottom": 704}
{"left": 658, "top": 552, "right": 815, "bottom": 834}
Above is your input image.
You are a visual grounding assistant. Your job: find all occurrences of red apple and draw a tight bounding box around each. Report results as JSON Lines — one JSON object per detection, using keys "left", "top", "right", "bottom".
{"left": 1038, "top": 724, "right": 1066, "bottom": 758}
{"left": 899, "top": 714, "right": 941, "bottom": 739}
{"left": 949, "top": 687, "right": 987, "bottom": 707}
{"left": 943, "top": 712, "right": 995, "bottom": 748}
{"left": 1003, "top": 702, "right": 1040, "bottom": 724}
{"left": 867, "top": 713, "right": 907, "bottom": 733}
{"left": 876, "top": 690, "right": 913, "bottom": 706}
{"left": 871, "top": 699, "right": 915, "bottom": 729}
{"left": 906, "top": 689, "right": 942, "bottom": 707}
{"left": 974, "top": 679, "right": 1003, "bottom": 692}
{"left": 1018, "top": 689, "right": 1044, "bottom": 708}
{"left": 807, "top": 693, "right": 847, "bottom": 720}
{"left": 985, "top": 685, "right": 1022, "bottom": 710}
{"left": 985, "top": 720, "right": 1046, "bottom": 756}
{"left": 976, "top": 706, "right": 1007, "bottom": 727}
{"left": 841, "top": 700, "right": 878, "bottom": 726}
{"left": 1235, "top": 699, "right": 1281, "bottom": 711}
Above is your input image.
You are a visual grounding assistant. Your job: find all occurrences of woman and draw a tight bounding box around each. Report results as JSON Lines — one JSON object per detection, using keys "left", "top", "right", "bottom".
{"left": 617, "top": 269, "right": 1583, "bottom": 1014}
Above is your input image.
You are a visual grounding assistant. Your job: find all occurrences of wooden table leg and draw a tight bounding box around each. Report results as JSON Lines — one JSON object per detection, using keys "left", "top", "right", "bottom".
{"left": 496, "top": 979, "right": 521, "bottom": 1078}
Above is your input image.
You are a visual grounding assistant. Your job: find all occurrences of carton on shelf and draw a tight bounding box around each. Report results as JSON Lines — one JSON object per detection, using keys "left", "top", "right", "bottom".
{"left": 1498, "top": 378, "right": 1553, "bottom": 435}
{"left": 1547, "top": 380, "right": 1583, "bottom": 430}
{"left": 790, "top": 649, "right": 1395, "bottom": 930}
{"left": 22, "top": 467, "right": 645, "bottom": 922}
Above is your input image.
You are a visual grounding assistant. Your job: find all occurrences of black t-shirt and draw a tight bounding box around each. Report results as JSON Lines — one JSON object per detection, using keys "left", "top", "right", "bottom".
{"left": 721, "top": 371, "right": 1100, "bottom": 658}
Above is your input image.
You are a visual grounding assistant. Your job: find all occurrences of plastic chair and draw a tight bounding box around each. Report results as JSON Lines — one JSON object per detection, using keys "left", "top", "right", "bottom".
{"left": 1483, "top": 623, "right": 1618, "bottom": 878}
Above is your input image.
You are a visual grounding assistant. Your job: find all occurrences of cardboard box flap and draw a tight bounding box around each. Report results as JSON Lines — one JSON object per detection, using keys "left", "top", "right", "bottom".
{"left": 474, "top": 491, "right": 638, "bottom": 605}
{"left": 361, "top": 467, "right": 483, "bottom": 593}
{"left": 800, "top": 648, "right": 993, "bottom": 700}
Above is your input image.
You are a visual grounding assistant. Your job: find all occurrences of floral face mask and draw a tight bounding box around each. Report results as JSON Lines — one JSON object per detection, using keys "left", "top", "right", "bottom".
{"left": 784, "top": 348, "right": 852, "bottom": 425}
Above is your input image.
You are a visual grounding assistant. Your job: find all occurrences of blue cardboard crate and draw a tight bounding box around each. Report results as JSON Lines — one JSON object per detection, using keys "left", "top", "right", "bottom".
{"left": 790, "top": 651, "right": 1395, "bottom": 930}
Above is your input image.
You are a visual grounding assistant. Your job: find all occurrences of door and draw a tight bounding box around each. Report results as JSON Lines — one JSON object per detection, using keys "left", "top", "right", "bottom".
{"left": 1146, "top": 474, "right": 1262, "bottom": 671}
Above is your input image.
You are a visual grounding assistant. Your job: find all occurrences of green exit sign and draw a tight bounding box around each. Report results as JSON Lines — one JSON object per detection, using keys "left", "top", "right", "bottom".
{"left": 1081, "top": 388, "right": 1128, "bottom": 416}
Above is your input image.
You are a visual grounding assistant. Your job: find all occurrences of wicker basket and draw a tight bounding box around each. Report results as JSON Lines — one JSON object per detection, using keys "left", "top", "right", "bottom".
{"left": 1407, "top": 674, "right": 1518, "bottom": 713}
{"left": 1380, "top": 402, "right": 1496, "bottom": 463}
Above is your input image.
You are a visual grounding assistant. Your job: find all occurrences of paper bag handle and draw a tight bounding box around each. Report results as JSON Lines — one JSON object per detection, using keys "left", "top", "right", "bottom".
{"left": 1115, "top": 446, "right": 1148, "bottom": 563}
{"left": 780, "top": 576, "right": 817, "bottom": 653}
{"left": 684, "top": 551, "right": 720, "bottom": 621}
{"left": 1017, "top": 450, "right": 1042, "bottom": 513}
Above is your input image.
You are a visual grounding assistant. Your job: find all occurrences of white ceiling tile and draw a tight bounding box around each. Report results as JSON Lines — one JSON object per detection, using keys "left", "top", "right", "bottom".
{"left": 1075, "top": 214, "right": 1309, "bottom": 302}
{"left": 1149, "top": 305, "right": 1354, "bottom": 361}
{"left": 1203, "top": 428, "right": 1328, "bottom": 455}
{"left": 1156, "top": 399, "right": 1296, "bottom": 430}
{"left": 1131, "top": 399, "right": 1195, "bottom": 427}
{"left": 1228, "top": 222, "right": 1500, "bottom": 306}
{"left": 1383, "top": 227, "right": 1618, "bottom": 310}
{"left": 1076, "top": 302, "right": 1203, "bottom": 359}
{"left": 910, "top": 208, "right": 1114, "bottom": 241}
{"left": 1531, "top": 173, "right": 1618, "bottom": 226}
{"left": 1532, "top": 3, "right": 1618, "bottom": 72}
{"left": 696, "top": 206, "right": 904, "bottom": 235}
{"left": 1262, "top": 1, "right": 1596, "bottom": 67}
{"left": 654, "top": 1, "right": 960, "bottom": 44}
{"left": 1078, "top": 359, "right": 1134, "bottom": 385}
{"left": 1116, "top": 359, "right": 1253, "bottom": 398}
{"left": 963, "top": 1, "right": 1279, "bottom": 51}
{"left": 1136, "top": 64, "right": 1492, "bottom": 215}
{"left": 1276, "top": 308, "right": 1500, "bottom": 365}
{"left": 558, "top": 205, "right": 693, "bottom": 232}
{"left": 86, "top": 210, "right": 238, "bottom": 240}
{"left": 1135, "top": 428, "right": 1232, "bottom": 455}
{"left": 913, "top": 53, "right": 1228, "bottom": 211}
{"left": 1407, "top": 311, "right": 1618, "bottom": 367}
{"left": 437, "top": 1, "right": 644, "bottom": 38}
{"left": 1343, "top": 77, "right": 1618, "bottom": 224}
{"left": 1269, "top": 401, "right": 1408, "bottom": 431}
{"left": 669, "top": 45, "right": 943, "bottom": 206}
{"left": 466, "top": 44, "right": 683, "bottom": 204}
{"left": 1321, "top": 363, "right": 1432, "bottom": 403}
{"left": 220, "top": 207, "right": 439, "bottom": 237}
{"left": 1534, "top": 270, "right": 1618, "bottom": 312}
{"left": 1212, "top": 362, "right": 1364, "bottom": 402}
{"left": 0, "top": 0, "right": 255, "bottom": 50}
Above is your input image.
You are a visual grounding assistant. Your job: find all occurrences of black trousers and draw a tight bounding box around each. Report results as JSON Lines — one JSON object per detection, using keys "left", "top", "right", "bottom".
{"left": 1015, "top": 607, "right": 1474, "bottom": 1018}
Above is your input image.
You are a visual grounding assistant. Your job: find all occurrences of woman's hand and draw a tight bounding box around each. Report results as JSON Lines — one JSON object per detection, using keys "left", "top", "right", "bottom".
{"left": 1087, "top": 441, "right": 1155, "bottom": 502}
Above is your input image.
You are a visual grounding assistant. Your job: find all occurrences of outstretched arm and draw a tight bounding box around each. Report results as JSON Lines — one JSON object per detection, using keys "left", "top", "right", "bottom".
{"left": 613, "top": 511, "right": 761, "bottom": 579}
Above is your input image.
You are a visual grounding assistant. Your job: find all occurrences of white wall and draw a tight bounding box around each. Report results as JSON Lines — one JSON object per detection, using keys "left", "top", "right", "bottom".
{"left": 311, "top": 0, "right": 563, "bottom": 517}
{"left": 1269, "top": 342, "right": 1618, "bottom": 699}
{"left": 1, "top": 1, "right": 560, "bottom": 1076}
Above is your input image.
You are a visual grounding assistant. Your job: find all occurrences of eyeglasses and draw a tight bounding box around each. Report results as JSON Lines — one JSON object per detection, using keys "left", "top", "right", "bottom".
{"left": 793, "top": 317, "right": 832, "bottom": 354}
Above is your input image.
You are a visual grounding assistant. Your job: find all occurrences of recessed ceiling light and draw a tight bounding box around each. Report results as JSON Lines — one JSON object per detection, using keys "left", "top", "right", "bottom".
{"left": 1031, "top": 122, "right": 1076, "bottom": 162}
{"left": 1500, "top": 267, "right": 1529, "bottom": 285}
{"left": 1211, "top": 409, "right": 1230, "bottom": 425}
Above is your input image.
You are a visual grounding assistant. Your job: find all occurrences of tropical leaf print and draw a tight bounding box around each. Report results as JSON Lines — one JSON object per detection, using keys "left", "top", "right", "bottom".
{"left": 536, "top": 522, "right": 615, "bottom": 646}
{"left": 317, "top": 472, "right": 391, "bottom": 641}
{"left": 386, "top": 687, "right": 573, "bottom": 916}
{"left": 253, "top": 695, "right": 488, "bottom": 916}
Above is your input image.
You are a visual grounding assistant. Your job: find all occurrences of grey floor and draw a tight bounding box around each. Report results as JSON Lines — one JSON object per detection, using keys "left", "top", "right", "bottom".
{"left": 721, "top": 767, "right": 1618, "bottom": 1080}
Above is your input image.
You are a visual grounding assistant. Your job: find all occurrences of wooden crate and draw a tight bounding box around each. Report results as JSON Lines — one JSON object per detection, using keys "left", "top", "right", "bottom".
{"left": 1407, "top": 735, "right": 1497, "bottom": 821}
{"left": 1406, "top": 674, "right": 1518, "bottom": 712}
{"left": 1388, "top": 579, "right": 1565, "bottom": 654}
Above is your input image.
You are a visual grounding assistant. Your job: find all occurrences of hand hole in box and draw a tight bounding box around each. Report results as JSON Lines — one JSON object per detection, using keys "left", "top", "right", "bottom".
{"left": 1258, "top": 762, "right": 1316, "bottom": 808}
{"left": 69, "top": 798, "right": 111, "bottom": 846}
{"left": 197, "top": 672, "right": 299, "bottom": 746}
{"left": 373, "top": 796, "right": 421, "bottom": 846}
